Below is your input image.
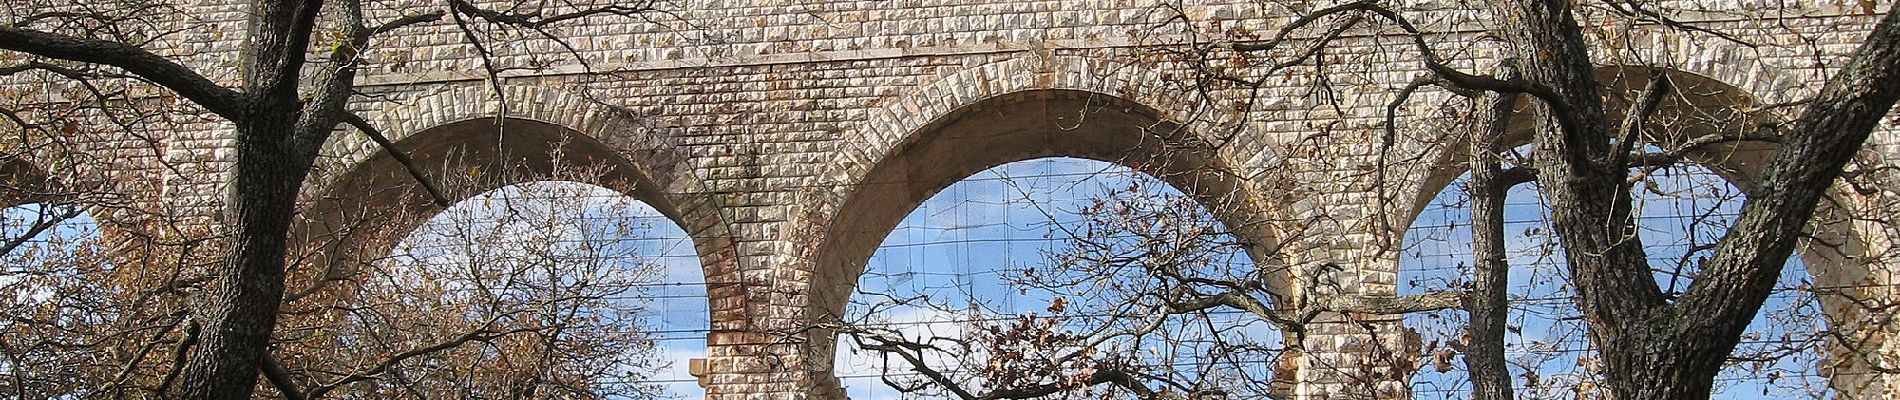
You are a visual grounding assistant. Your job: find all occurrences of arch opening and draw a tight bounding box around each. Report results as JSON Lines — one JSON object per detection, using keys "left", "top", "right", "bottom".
{"left": 1407, "top": 67, "right": 1776, "bottom": 216}
{"left": 814, "top": 89, "right": 1283, "bottom": 324}
{"left": 280, "top": 181, "right": 708, "bottom": 398}
{"left": 813, "top": 89, "right": 1288, "bottom": 398}
{"left": 835, "top": 157, "right": 1285, "bottom": 399}
{"left": 293, "top": 117, "right": 723, "bottom": 305}
{"left": 301, "top": 117, "right": 680, "bottom": 243}
{"left": 284, "top": 117, "right": 724, "bottom": 398}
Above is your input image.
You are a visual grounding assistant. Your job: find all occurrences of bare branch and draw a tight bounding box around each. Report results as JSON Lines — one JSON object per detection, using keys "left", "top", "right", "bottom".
{"left": 260, "top": 356, "right": 310, "bottom": 400}
{"left": 1596, "top": 1, "right": 1757, "bottom": 48}
{"left": 1308, "top": 292, "right": 1466, "bottom": 315}
{"left": 305, "top": 327, "right": 539, "bottom": 399}
{"left": 366, "top": 11, "right": 446, "bottom": 37}
{"left": 341, "top": 112, "right": 452, "bottom": 208}
{"left": 0, "top": 203, "right": 78, "bottom": 256}
{"left": 0, "top": 26, "right": 244, "bottom": 118}
{"left": 446, "top": 0, "right": 654, "bottom": 28}
{"left": 1607, "top": 70, "right": 1672, "bottom": 170}
{"left": 1626, "top": 130, "right": 1782, "bottom": 168}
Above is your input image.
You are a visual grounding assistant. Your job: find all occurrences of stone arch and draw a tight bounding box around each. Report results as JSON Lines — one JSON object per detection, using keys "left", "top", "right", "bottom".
{"left": 317, "top": 85, "right": 684, "bottom": 188}
{"left": 1394, "top": 66, "right": 1899, "bottom": 397}
{"left": 796, "top": 56, "right": 1284, "bottom": 396}
{"left": 1401, "top": 66, "right": 1775, "bottom": 223}
{"left": 803, "top": 87, "right": 1284, "bottom": 394}
{"left": 812, "top": 55, "right": 1267, "bottom": 278}
{"left": 1588, "top": 28, "right": 1810, "bottom": 106}
{"left": 324, "top": 86, "right": 729, "bottom": 269}
{"left": 293, "top": 86, "right": 747, "bottom": 377}
{"left": 305, "top": 83, "right": 731, "bottom": 271}
{"left": 826, "top": 55, "right": 1219, "bottom": 206}
{"left": 299, "top": 116, "right": 718, "bottom": 251}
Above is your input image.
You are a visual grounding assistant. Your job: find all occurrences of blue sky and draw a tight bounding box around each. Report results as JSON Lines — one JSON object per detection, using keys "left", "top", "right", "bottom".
{"left": 843, "top": 158, "right": 1136, "bottom": 398}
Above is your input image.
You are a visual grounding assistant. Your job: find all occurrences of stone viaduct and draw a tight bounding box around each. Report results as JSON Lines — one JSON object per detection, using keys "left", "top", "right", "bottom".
{"left": 7, "top": 0, "right": 1900, "bottom": 398}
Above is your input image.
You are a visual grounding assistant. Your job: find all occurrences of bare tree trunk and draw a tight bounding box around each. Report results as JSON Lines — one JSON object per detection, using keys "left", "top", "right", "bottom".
{"left": 1491, "top": 0, "right": 1731, "bottom": 396}
{"left": 1490, "top": 0, "right": 1664, "bottom": 331}
{"left": 171, "top": 90, "right": 328, "bottom": 400}
{"left": 173, "top": 0, "right": 324, "bottom": 396}
{"left": 1464, "top": 63, "right": 1518, "bottom": 400}
{"left": 1488, "top": 0, "right": 1900, "bottom": 398}
{"left": 176, "top": 119, "right": 314, "bottom": 398}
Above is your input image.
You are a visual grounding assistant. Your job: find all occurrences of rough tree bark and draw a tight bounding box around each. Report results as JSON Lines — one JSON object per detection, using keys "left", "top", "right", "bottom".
{"left": 173, "top": 0, "right": 335, "bottom": 396}
{"left": 1463, "top": 61, "right": 1519, "bottom": 400}
{"left": 1490, "top": 1, "right": 1900, "bottom": 398}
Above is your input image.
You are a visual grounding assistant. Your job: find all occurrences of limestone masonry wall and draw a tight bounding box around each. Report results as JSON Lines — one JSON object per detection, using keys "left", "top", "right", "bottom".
{"left": 16, "top": 0, "right": 1900, "bottom": 398}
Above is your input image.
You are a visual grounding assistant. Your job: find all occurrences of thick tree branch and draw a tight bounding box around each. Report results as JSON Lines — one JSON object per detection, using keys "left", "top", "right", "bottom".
{"left": 155, "top": 317, "right": 198, "bottom": 393}
{"left": 1464, "top": 62, "right": 1521, "bottom": 400}
{"left": 1308, "top": 292, "right": 1466, "bottom": 315}
{"left": 1607, "top": 70, "right": 1672, "bottom": 170}
{"left": 1499, "top": 166, "right": 1537, "bottom": 187}
{"left": 291, "top": 0, "right": 365, "bottom": 154}
{"left": 1498, "top": 0, "right": 1667, "bottom": 335}
{"left": 240, "top": 0, "right": 324, "bottom": 101}
{"left": 0, "top": 61, "right": 112, "bottom": 80}
{"left": 294, "top": 5, "right": 447, "bottom": 153}
{"left": 260, "top": 356, "right": 309, "bottom": 400}
{"left": 1680, "top": 0, "right": 1900, "bottom": 341}
{"left": 0, "top": 26, "right": 244, "bottom": 118}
